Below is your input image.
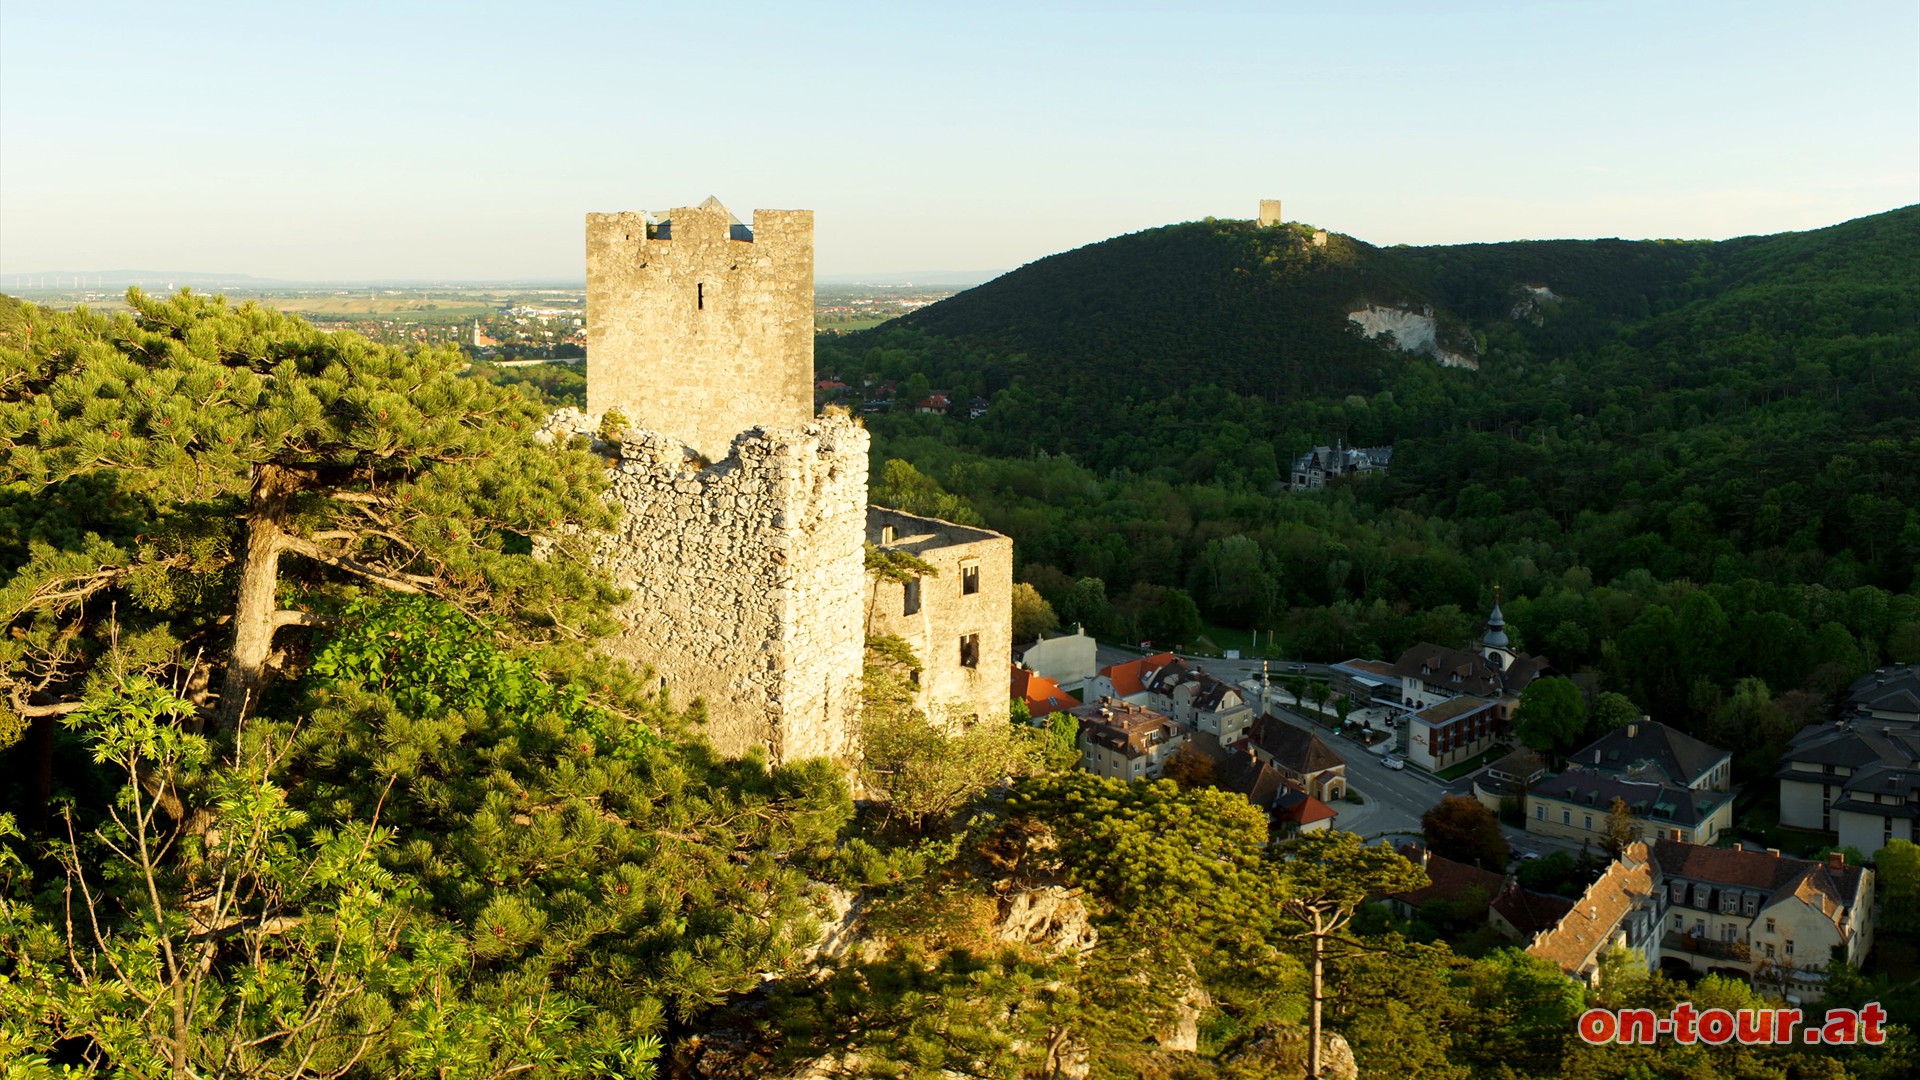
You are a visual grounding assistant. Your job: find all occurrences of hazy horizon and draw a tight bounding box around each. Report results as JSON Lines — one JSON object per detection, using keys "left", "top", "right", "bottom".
{"left": 4, "top": 1, "right": 1915, "bottom": 281}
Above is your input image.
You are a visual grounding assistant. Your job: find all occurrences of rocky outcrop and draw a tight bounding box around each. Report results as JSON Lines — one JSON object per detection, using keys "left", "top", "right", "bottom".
{"left": 993, "top": 883, "right": 1098, "bottom": 956}
{"left": 1347, "top": 303, "right": 1478, "bottom": 369}
{"left": 1223, "top": 1026, "right": 1359, "bottom": 1080}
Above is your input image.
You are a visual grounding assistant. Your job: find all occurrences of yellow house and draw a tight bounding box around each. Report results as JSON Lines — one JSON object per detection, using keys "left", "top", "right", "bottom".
{"left": 1527, "top": 772, "right": 1734, "bottom": 848}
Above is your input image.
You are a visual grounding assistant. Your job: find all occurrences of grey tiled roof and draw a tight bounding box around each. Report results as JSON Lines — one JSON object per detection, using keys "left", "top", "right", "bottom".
{"left": 1573, "top": 721, "right": 1728, "bottom": 788}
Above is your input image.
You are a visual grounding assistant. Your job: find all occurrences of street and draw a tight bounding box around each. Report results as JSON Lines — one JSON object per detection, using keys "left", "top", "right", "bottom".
{"left": 1086, "top": 645, "right": 1588, "bottom": 850}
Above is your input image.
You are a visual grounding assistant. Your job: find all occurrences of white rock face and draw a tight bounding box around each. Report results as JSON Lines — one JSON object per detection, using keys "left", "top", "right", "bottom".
{"left": 1347, "top": 303, "right": 1478, "bottom": 370}
{"left": 1510, "top": 283, "right": 1564, "bottom": 323}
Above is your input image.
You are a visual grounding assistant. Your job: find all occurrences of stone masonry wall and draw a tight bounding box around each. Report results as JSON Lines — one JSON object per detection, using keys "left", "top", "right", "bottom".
{"left": 552, "top": 409, "right": 870, "bottom": 762}
{"left": 866, "top": 508, "right": 1014, "bottom": 726}
{"left": 587, "top": 202, "right": 814, "bottom": 463}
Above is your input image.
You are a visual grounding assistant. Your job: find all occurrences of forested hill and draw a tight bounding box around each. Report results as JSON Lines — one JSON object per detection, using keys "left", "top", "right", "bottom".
{"left": 862, "top": 205, "right": 1916, "bottom": 403}
{"left": 824, "top": 205, "right": 1920, "bottom": 785}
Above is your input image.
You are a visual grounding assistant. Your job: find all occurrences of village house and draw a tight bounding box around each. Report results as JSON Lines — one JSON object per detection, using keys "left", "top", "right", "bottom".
{"left": 1071, "top": 697, "right": 1186, "bottom": 782}
{"left": 1272, "top": 788, "right": 1340, "bottom": 834}
{"left": 1473, "top": 746, "right": 1550, "bottom": 812}
{"left": 1387, "top": 594, "right": 1554, "bottom": 771}
{"left": 1015, "top": 625, "right": 1098, "bottom": 689}
{"left": 1247, "top": 713, "right": 1348, "bottom": 802}
{"left": 1386, "top": 845, "right": 1576, "bottom": 943}
{"left": 1489, "top": 878, "right": 1577, "bottom": 942}
{"left": 1329, "top": 657, "right": 1401, "bottom": 712}
{"left": 1084, "top": 652, "right": 1179, "bottom": 707}
{"left": 1570, "top": 720, "right": 1731, "bottom": 792}
{"left": 1288, "top": 442, "right": 1392, "bottom": 491}
{"left": 1776, "top": 718, "right": 1920, "bottom": 853}
{"left": 1010, "top": 665, "right": 1079, "bottom": 721}
{"left": 1387, "top": 844, "right": 1505, "bottom": 921}
{"left": 1527, "top": 772, "right": 1734, "bottom": 847}
{"left": 1848, "top": 665, "right": 1920, "bottom": 724}
{"left": 1526, "top": 842, "right": 1664, "bottom": 986}
{"left": 1404, "top": 695, "right": 1501, "bottom": 772}
{"left": 1142, "top": 658, "right": 1254, "bottom": 744}
{"left": 1653, "top": 840, "right": 1874, "bottom": 1000}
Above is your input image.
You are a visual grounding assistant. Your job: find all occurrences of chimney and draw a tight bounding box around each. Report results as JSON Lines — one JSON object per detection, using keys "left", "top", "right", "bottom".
{"left": 1594, "top": 750, "right": 1602, "bottom": 765}
{"left": 1766, "top": 848, "right": 1780, "bottom": 858}
{"left": 1828, "top": 851, "right": 1846, "bottom": 871}
{"left": 1627, "top": 723, "right": 1638, "bottom": 739}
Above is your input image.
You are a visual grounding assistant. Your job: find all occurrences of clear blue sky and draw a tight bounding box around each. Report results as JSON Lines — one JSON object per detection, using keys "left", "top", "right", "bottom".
{"left": 3, "top": 0, "right": 1915, "bottom": 280}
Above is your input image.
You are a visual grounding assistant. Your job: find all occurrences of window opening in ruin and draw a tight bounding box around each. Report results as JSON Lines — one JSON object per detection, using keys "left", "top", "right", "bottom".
{"left": 904, "top": 577, "right": 921, "bottom": 616}
{"left": 960, "top": 634, "right": 980, "bottom": 669}
{"left": 962, "top": 563, "right": 980, "bottom": 595}
{"left": 697, "top": 282, "right": 705, "bottom": 310}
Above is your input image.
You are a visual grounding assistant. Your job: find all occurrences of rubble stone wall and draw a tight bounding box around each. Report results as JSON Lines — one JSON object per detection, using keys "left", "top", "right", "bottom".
{"left": 557, "top": 410, "right": 869, "bottom": 762}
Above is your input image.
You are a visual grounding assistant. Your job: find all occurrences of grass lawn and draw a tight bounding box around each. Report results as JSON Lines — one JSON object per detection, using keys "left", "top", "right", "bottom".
{"left": 1435, "top": 745, "right": 1509, "bottom": 782}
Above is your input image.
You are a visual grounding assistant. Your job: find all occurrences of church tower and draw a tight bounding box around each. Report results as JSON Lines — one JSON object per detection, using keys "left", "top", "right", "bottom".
{"left": 1481, "top": 586, "right": 1516, "bottom": 672}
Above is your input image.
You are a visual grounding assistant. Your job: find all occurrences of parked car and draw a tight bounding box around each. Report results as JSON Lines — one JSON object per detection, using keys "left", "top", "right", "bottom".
{"left": 1381, "top": 755, "right": 1406, "bottom": 771}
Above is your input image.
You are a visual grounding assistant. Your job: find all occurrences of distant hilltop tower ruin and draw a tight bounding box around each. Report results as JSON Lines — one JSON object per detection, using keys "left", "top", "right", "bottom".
{"left": 1258, "top": 198, "right": 1284, "bottom": 226}
{"left": 575, "top": 197, "right": 1014, "bottom": 764}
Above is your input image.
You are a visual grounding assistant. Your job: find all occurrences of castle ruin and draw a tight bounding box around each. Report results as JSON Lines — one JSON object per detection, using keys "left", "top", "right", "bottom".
{"left": 579, "top": 198, "right": 1011, "bottom": 763}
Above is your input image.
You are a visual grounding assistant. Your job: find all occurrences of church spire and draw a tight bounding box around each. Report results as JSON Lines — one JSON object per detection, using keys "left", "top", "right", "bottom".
{"left": 1482, "top": 583, "right": 1511, "bottom": 656}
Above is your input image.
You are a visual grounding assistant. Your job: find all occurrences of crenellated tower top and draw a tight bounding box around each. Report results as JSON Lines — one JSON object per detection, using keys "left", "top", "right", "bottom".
{"left": 586, "top": 197, "right": 814, "bottom": 461}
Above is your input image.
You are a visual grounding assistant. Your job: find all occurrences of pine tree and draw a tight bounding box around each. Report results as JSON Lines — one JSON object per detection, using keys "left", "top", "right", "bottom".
{"left": 0, "top": 289, "right": 618, "bottom": 739}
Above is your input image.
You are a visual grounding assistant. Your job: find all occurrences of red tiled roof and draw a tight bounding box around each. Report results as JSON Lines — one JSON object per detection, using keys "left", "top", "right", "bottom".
{"left": 1097, "top": 652, "right": 1178, "bottom": 697}
{"left": 1491, "top": 879, "right": 1576, "bottom": 937}
{"left": 1526, "top": 842, "right": 1656, "bottom": 979}
{"left": 1390, "top": 844, "right": 1503, "bottom": 907}
{"left": 1011, "top": 665, "right": 1080, "bottom": 718}
{"left": 1276, "top": 789, "right": 1338, "bottom": 825}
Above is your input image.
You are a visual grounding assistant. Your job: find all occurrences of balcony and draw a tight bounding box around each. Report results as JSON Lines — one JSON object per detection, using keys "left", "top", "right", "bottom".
{"left": 1664, "top": 931, "right": 1752, "bottom": 964}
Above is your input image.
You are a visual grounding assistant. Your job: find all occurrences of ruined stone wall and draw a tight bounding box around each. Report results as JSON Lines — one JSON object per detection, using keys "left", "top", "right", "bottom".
{"left": 865, "top": 508, "right": 1014, "bottom": 725}
{"left": 587, "top": 202, "right": 814, "bottom": 463}
{"left": 561, "top": 410, "right": 870, "bottom": 762}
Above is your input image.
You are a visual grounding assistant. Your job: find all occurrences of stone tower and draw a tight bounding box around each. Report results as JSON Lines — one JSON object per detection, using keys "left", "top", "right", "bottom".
{"left": 580, "top": 199, "right": 867, "bottom": 764}
{"left": 587, "top": 197, "right": 814, "bottom": 462}
{"left": 1258, "top": 199, "right": 1284, "bottom": 227}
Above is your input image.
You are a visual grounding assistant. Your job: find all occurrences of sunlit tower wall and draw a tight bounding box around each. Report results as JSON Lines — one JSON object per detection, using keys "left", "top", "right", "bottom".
{"left": 586, "top": 198, "right": 814, "bottom": 463}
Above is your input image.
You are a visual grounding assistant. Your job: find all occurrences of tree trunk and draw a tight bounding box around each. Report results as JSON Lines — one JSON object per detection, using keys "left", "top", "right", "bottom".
{"left": 1308, "top": 913, "right": 1325, "bottom": 1080}
{"left": 24, "top": 712, "right": 54, "bottom": 837}
{"left": 217, "top": 464, "right": 297, "bottom": 729}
